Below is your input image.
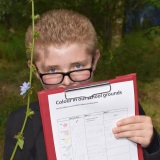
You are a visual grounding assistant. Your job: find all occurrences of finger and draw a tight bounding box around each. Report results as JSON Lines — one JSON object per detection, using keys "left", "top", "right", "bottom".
{"left": 117, "top": 115, "right": 152, "bottom": 126}
{"left": 113, "top": 129, "right": 145, "bottom": 138}
{"left": 112, "top": 123, "right": 144, "bottom": 133}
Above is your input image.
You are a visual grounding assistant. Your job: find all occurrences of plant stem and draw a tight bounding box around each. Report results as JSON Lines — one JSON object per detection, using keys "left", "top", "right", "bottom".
{"left": 29, "top": 0, "right": 35, "bottom": 84}
{"left": 10, "top": 1, "right": 35, "bottom": 159}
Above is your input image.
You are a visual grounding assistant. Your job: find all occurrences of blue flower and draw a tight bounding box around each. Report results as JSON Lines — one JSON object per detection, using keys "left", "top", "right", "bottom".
{"left": 20, "top": 82, "right": 30, "bottom": 95}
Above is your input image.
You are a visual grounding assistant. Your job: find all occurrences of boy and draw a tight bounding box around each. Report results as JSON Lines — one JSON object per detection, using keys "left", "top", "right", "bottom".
{"left": 4, "top": 9, "right": 160, "bottom": 160}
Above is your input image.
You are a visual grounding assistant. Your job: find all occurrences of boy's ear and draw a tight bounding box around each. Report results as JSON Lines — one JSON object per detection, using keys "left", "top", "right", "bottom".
{"left": 92, "top": 50, "right": 100, "bottom": 71}
{"left": 27, "top": 61, "right": 39, "bottom": 79}
{"left": 27, "top": 60, "right": 31, "bottom": 68}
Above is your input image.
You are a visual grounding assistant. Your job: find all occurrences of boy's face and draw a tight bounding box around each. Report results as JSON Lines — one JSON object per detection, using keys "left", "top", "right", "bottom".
{"left": 31, "top": 43, "right": 100, "bottom": 90}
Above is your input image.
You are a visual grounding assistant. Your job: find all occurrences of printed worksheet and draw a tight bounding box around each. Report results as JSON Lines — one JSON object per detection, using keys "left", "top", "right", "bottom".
{"left": 48, "top": 81, "right": 139, "bottom": 160}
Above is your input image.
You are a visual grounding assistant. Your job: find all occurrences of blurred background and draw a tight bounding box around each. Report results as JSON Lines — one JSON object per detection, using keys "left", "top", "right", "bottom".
{"left": 0, "top": 0, "right": 160, "bottom": 158}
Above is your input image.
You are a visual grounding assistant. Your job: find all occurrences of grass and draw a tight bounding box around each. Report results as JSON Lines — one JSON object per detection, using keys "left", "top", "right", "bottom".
{"left": 0, "top": 26, "right": 25, "bottom": 61}
{"left": 0, "top": 24, "right": 160, "bottom": 158}
{"left": 138, "top": 80, "right": 160, "bottom": 132}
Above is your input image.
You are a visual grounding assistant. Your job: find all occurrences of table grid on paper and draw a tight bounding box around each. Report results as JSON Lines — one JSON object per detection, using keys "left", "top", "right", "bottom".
{"left": 57, "top": 108, "right": 131, "bottom": 160}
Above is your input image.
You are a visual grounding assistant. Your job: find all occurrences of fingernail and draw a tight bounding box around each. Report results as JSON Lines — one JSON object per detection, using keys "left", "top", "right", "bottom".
{"left": 117, "top": 121, "right": 121, "bottom": 126}
{"left": 114, "top": 134, "right": 119, "bottom": 138}
{"left": 112, "top": 128, "right": 116, "bottom": 133}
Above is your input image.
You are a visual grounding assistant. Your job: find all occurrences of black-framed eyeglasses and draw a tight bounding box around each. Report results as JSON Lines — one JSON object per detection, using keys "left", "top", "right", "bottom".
{"left": 36, "top": 67, "right": 93, "bottom": 85}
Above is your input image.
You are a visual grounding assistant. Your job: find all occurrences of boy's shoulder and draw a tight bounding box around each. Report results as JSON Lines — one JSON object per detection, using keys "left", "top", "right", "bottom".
{"left": 8, "top": 101, "right": 40, "bottom": 122}
{"left": 11, "top": 101, "right": 39, "bottom": 114}
{"left": 6, "top": 101, "right": 41, "bottom": 134}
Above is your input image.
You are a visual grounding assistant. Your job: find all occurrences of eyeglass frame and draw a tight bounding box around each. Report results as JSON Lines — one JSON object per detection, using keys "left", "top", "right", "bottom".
{"left": 35, "top": 65, "right": 93, "bottom": 85}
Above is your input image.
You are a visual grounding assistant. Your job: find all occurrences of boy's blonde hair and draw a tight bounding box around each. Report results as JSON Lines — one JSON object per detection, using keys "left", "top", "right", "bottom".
{"left": 25, "top": 9, "right": 97, "bottom": 61}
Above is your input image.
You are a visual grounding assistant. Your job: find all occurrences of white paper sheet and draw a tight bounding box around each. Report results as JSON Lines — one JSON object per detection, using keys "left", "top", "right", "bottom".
{"left": 48, "top": 80, "right": 138, "bottom": 160}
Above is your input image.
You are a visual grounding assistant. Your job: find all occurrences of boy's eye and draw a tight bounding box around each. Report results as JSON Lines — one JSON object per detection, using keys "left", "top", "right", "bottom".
{"left": 48, "top": 68, "right": 56, "bottom": 73}
{"left": 75, "top": 64, "right": 83, "bottom": 69}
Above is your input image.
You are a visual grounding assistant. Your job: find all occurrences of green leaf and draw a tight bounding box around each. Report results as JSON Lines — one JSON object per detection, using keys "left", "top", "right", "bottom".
{"left": 31, "top": 65, "right": 37, "bottom": 73}
{"left": 34, "top": 31, "right": 39, "bottom": 39}
{"left": 14, "top": 132, "right": 24, "bottom": 149}
{"left": 27, "top": 108, "right": 34, "bottom": 118}
{"left": 34, "top": 14, "right": 40, "bottom": 20}
{"left": 26, "top": 43, "right": 33, "bottom": 55}
{"left": 17, "top": 138, "right": 24, "bottom": 149}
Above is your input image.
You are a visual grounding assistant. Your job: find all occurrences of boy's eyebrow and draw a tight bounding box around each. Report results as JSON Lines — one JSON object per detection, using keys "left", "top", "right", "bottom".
{"left": 70, "top": 59, "right": 89, "bottom": 65}
{"left": 40, "top": 59, "right": 91, "bottom": 70}
{"left": 41, "top": 64, "right": 59, "bottom": 70}
{"left": 41, "top": 60, "right": 89, "bottom": 67}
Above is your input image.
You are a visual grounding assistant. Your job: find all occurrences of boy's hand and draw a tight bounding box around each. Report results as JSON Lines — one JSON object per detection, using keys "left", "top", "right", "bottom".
{"left": 112, "top": 115, "right": 153, "bottom": 148}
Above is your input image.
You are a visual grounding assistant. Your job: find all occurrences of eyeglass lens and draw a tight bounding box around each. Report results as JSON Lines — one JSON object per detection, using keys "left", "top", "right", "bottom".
{"left": 42, "top": 69, "right": 91, "bottom": 85}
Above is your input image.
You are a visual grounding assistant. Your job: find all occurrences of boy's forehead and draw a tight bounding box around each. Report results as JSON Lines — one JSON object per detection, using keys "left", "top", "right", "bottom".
{"left": 35, "top": 44, "right": 93, "bottom": 67}
{"left": 37, "top": 43, "right": 91, "bottom": 58}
